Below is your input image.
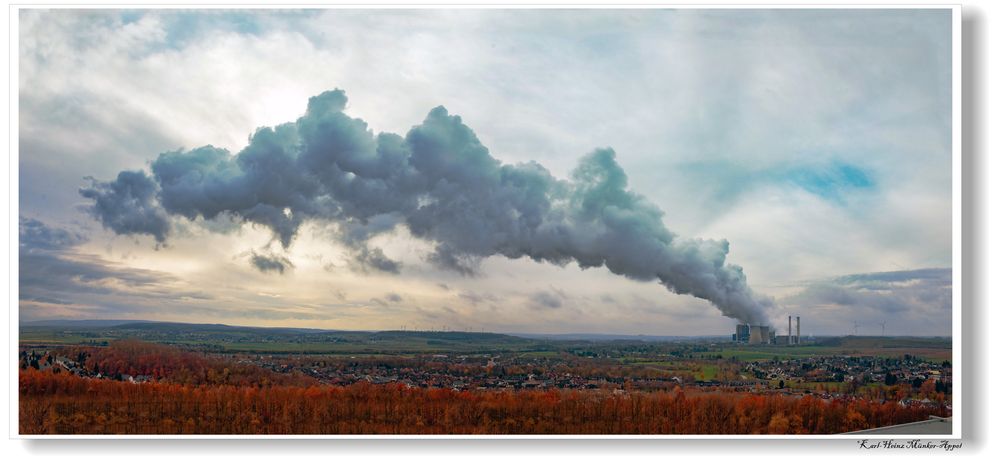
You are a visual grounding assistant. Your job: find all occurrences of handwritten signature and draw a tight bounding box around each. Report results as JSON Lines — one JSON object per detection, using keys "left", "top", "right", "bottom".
{"left": 857, "top": 440, "right": 962, "bottom": 451}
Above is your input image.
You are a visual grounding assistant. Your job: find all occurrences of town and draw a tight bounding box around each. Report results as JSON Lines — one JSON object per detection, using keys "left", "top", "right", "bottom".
{"left": 18, "top": 338, "right": 952, "bottom": 413}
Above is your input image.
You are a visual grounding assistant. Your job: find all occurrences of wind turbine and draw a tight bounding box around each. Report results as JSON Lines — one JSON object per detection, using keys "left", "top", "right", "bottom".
{"left": 878, "top": 321, "right": 886, "bottom": 337}
{"left": 852, "top": 321, "right": 861, "bottom": 336}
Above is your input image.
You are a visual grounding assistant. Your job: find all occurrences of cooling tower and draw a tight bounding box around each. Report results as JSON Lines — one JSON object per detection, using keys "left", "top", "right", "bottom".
{"left": 748, "top": 325, "right": 770, "bottom": 344}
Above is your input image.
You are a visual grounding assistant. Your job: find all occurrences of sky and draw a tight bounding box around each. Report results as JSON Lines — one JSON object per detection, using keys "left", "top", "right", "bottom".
{"left": 17, "top": 8, "right": 954, "bottom": 336}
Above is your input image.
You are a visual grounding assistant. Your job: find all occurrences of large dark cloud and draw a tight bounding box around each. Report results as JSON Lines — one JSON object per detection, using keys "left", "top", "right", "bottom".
{"left": 80, "top": 89, "right": 773, "bottom": 324}
{"left": 79, "top": 171, "right": 171, "bottom": 243}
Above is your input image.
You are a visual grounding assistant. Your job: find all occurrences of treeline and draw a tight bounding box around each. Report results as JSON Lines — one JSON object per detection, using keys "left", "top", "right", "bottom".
{"left": 51, "top": 340, "right": 316, "bottom": 387}
{"left": 21, "top": 368, "right": 937, "bottom": 435}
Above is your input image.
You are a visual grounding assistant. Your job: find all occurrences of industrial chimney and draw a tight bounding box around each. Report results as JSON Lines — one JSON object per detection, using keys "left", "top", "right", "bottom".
{"left": 796, "top": 316, "right": 801, "bottom": 344}
{"left": 788, "top": 316, "right": 792, "bottom": 345}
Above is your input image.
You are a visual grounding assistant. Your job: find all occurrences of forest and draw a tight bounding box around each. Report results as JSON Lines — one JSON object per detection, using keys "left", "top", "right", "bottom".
{"left": 19, "top": 341, "right": 941, "bottom": 434}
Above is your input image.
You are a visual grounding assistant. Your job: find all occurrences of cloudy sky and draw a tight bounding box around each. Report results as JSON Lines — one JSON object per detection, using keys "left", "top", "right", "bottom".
{"left": 18, "top": 8, "right": 954, "bottom": 336}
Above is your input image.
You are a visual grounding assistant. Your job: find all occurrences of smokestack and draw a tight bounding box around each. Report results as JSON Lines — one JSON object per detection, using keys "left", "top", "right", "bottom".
{"left": 788, "top": 315, "right": 792, "bottom": 345}
{"left": 796, "top": 316, "right": 801, "bottom": 344}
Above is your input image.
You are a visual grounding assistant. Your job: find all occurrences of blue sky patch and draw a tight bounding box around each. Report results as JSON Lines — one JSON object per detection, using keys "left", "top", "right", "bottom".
{"left": 782, "top": 162, "right": 875, "bottom": 201}
{"left": 678, "top": 159, "right": 876, "bottom": 205}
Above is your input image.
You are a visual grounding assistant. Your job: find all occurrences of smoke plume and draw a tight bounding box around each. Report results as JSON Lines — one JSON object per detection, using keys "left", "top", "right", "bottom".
{"left": 80, "top": 89, "right": 773, "bottom": 324}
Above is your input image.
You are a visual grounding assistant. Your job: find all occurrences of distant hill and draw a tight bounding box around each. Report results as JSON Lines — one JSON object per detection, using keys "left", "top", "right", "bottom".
{"left": 18, "top": 319, "right": 542, "bottom": 354}
{"left": 20, "top": 319, "right": 154, "bottom": 328}
{"left": 111, "top": 321, "right": 332, "bottom": 335}
{"left": 22, "top": 320, "right": 710, "bottom": 342}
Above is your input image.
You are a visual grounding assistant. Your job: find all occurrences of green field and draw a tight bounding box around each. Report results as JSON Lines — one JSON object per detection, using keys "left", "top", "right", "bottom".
{"left": 711, "top": 348, "right": 820, "bottom": 361}
{"left": 694, "top": 364, "right": 719, "bottom": 381}
{"left": 19, "top": 322, "right": 951, "bottom": 363}
{"left": 703, "top": 342, "right": 951, "bottom": 362}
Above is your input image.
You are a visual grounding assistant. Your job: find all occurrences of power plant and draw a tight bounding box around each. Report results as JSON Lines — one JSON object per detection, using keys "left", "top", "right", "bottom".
{"left": 732, "top": 323, "right": 773, "bottom": 344}
{"left": 733, "top": 316, "right": 802, "bottom": 345}
{"left": 735, "top": 324, "right": 750, "bottom": 343}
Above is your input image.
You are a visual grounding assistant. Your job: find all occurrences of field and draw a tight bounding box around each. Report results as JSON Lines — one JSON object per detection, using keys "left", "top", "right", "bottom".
{"left": 19, "top": 322, "right": 548, "bottom": 354}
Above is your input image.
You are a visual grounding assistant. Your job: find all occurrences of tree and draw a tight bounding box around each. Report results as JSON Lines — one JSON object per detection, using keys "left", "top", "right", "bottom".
{"left": 767, "top": 413, "right": 790, "bottom": 434}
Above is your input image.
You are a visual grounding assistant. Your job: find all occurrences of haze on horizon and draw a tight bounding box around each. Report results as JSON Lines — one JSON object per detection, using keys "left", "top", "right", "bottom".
{"left": 18, "top": 9, "right": 954, "bottom": 337}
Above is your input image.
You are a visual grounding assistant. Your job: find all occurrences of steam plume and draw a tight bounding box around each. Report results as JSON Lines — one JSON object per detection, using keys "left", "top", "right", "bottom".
{"left": 80, "top": 89, "right": 773, "bottom": 324}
